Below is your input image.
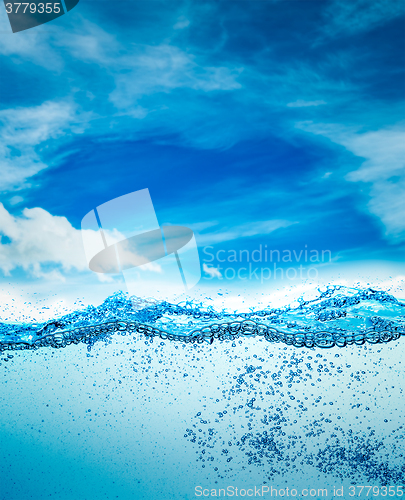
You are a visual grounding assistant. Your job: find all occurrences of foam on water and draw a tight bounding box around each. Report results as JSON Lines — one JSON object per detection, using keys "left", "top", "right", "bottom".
{"left": 0, "top": 286, "right": 404, "bottom": 351}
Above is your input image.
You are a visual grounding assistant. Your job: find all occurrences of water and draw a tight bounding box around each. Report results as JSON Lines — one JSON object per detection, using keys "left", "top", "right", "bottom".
{"left": 0, "top": 286, "right": 404, "bottom": 499}
{"left": 1, "top": 286, "right": 404, "bottom": 351}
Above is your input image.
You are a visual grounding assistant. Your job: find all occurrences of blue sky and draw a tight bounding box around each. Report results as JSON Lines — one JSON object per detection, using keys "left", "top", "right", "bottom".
{"left": 0, "top": 0, "right": 404, "bottom": 297}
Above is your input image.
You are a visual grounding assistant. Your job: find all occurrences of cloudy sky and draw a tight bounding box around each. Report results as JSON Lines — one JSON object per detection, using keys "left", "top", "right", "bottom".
{"left": 0, "top": 0, "right": 404, "bottom": 301}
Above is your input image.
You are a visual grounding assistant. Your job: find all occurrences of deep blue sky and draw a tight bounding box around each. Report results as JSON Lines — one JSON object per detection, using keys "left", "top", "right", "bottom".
{"left": 0, "top": 0, "right": 404, "bottom": 287}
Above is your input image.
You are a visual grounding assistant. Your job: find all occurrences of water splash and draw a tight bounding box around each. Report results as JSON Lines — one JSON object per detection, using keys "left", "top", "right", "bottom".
{"left": 0, "top": 286, "right": 404, "bottom": 351}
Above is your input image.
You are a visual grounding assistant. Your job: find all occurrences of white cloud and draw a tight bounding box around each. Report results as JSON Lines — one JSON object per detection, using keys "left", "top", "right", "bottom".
{"left": 0, "top": 203, "right": 168, "bottom": 281}
{"left": 0, "top": 12, "right": 242, "bottom": 121}
{"left": 0, "top": 15, "right": 119, "bottom": 71}
{"left": 54, "top": 19, "right": 120, "bottom": 66}
{"left": 0, "top": 203, "right": 90, "bottom": 280}
{"left": 297, "top": 122, "right": 405, "bottom": 242}
{"left": 139, "top": 262, "right": 163, "bottom": 273}
{"left": 0, "top": 12, "right": 63, "bottom": 70}
{"left": 196, "top": 219, "right": 297, "bottom": 245}
{"left": 62, "top": 22, "right": 242, "bottom": 99}
{"left": 109, "top": 44, "right": 243, "bottom": 109}
{"left": 328, "top": 128, "right": 405, "bottom": 241}
{"left": 203, "top": 263, "right": 222, "bottom": 279}
{"left": 343, "top": 129, "right": 405, "bottom": 183}
{"left": 322, "top": 0, "right": 404, "bottom": 37}
{"left": 365, "top": 179, "right": 405, "bottom": 241}
{"left": 287, "top": 100, "right": 326, "bottom": 108}
{"left": 174, "top": 17, "right": 190, "bottom": 30}
{"left": 0, "top": 100, "right": 88, "bottom": 192}
{"left": 9, "top": 196, "right": 24, "bottom": 206}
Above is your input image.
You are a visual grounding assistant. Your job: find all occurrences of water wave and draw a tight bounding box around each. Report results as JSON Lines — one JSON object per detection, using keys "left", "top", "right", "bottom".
{"left": 1, "top": 286, "right": 404, "bottom": 352}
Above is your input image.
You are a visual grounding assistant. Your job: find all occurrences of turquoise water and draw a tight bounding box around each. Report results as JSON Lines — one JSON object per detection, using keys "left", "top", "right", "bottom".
{"left": 1, "top": 286, "right": 404, "bottom": 351}
{"left": 0, "top": 286, "right": 404, "bottom": 499}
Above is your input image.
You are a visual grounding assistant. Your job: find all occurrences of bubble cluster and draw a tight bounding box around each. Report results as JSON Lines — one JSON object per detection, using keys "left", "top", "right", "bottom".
{"left": 183, "top": 350, "right": 405, "bottom": 484}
